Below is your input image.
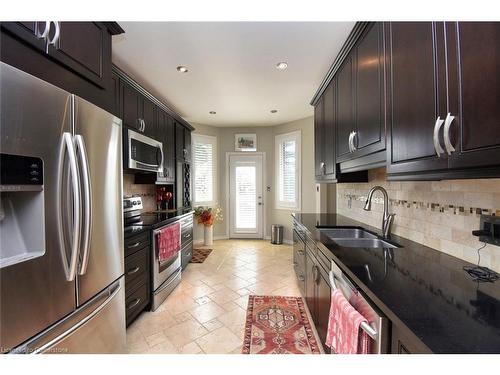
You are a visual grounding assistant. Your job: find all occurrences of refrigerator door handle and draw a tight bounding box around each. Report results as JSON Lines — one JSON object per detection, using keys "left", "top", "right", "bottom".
{"left": 75, "top": 134, "right": 92, "bottom": 275}
{"left": 58, "top": 132, "right": 82, "bottom": 282}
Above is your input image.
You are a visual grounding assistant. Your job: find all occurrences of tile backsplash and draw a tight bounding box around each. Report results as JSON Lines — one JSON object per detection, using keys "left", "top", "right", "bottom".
{"left": 123, "top": 173, "right": 156, "bottom": 212}
{"left": 336, "top": 168, "right": 500, "bottom": 273}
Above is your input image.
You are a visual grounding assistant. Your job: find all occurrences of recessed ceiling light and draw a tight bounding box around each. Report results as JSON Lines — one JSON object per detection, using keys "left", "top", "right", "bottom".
{"left": 276, "top": 62, "right": 288, "bottom": 70}
{"left": 176, "top": 65, "right": 189, "bottom": 73}
{"left": 209, "top": 111, "right": 216, "bottom": 115}
{"left": 270, "top": 110, "right": 278, "bottom": 113}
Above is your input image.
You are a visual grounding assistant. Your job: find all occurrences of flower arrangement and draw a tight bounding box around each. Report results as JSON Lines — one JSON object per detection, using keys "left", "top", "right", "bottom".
{"left": 194, "top": 205, "right": 223, "bottom": 227}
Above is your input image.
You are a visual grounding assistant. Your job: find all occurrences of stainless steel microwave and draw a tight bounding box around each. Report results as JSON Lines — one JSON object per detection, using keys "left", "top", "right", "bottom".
{"left": 124, "top": 128, "right": 164, "bottom": 173}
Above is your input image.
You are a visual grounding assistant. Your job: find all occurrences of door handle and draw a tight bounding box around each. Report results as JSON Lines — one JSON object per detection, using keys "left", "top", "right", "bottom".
{"left": 348, "top": 132, "right": 354, "bottom": 152}
{"left": 127, "top": 266, "right": 140, "bottom": 275}
{"left": 35, "top": 21, "right": 50, "bottom": 39}
{"left": 126, "top": 298, "right": 141, "bottom": 310}
{"left": 47, "top": 21, "right": 60, "bottom": 48}
{"left": 443, "top": 112, "right": 456, "bottom": 155}
{"left": 75, "top": 135, "right": 92, "bottom": 275}
{"left": 127, "top": 241, "right": 141, "bottom": 249}
{"left": 351, "top": 131, "right": 358, "bottom": 152}
{"left": 57, "top": 132, "right": 82, "bottom": 282}
{"left": 433, "top": 116, "right": 445, "bottom": 157}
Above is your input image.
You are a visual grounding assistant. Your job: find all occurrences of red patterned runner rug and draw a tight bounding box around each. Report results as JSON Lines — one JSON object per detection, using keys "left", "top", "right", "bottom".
{"left": 242, "top": 295, "right": 321, "bottom": 354}
{"left": 190, "top": 248, "right": 213, "bottom": 263}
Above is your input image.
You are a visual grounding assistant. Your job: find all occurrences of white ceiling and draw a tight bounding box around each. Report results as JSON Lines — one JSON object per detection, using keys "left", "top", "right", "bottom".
{"left": 112, "top": 22, "right": 355, "bottom": 127}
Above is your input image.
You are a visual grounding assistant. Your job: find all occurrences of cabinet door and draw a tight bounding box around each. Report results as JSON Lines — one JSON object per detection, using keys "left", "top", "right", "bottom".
{"left": 158, "top": 111, "right": 176, "bottom": 182}
{"left": 175, "top": 122, "right": 185, "bottom": 160}
{"left": 49, "top": 22, "right": 111, "bottom": 89}
{"left": 314, "top": 96, "right": 325, "bottom": 178}
{"left": 336, "top": 55, "right": 355, "bottom": 162}
{"left": 122, "top": 82, "right": 141, "bottom": 131}
{"left": 386, "top": 22, "right": 448, "bottom": 175}
{"left": 1, "top": 22, "right": 48, "bottom": 52}
{"left": 316, "top": 266, "right": 332, "bottom": 353}
{"left": 446, "top": 22, "right": 500, "bottom": 170}
{"left": 323, "top": 80, "right": 336, "bottom": 179}
{"left": 111, "top": 72, "right": 121, "bottom": 117}
{"left": 355, "top": 22, "right": 386, "bottom": 156}
{"left": 141, "top": 97, "right": 157, "bottom": 138}
{"left": 305, "top": 252, "right": 317, "bottom": 322}
{"left": 184, "top": 128, "right": 192, "bottom": 163}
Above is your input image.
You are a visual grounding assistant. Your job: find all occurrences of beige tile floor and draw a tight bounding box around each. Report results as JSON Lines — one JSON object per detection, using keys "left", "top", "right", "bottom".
{"left": 126, "top": 239, "right": 305, "bottom": 354}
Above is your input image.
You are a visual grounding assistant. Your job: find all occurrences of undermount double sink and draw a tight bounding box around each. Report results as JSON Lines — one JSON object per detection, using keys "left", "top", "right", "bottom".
{"left": 318, "top": 228, "right": 400, "bottom": 249}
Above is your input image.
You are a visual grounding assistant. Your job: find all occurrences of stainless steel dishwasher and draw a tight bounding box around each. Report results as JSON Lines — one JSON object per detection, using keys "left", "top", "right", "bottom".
{"left": 329, "top": 259, "right": 390, "bottom": 354}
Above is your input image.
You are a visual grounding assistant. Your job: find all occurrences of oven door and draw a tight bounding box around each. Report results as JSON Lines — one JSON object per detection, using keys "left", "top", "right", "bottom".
{"left": 152, "top": 224, "right": 181, "bottom": 290}
{"left": 125, "top": 129, "right": 164, "bottom": 173}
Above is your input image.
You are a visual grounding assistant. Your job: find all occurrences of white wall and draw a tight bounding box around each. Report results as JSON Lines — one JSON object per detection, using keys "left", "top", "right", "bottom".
{"left": 191, "top": 116, "right": 316, "bottom": 244}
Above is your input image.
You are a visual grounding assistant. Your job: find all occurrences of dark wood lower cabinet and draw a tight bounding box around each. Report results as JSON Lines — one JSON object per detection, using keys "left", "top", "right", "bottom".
{"left": 304, "top": 244, "right": 331, "bottom": 352}
{"left": 390, "top": 324, "right": 432, "bottom": 354}
{"left": 124, "top": 231, "right": 151, "bottom": 326}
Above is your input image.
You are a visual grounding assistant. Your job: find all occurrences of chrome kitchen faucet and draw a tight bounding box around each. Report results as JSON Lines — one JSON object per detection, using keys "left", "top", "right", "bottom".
{"left": 363, "top": 186, "right": 395, "bottom": 239}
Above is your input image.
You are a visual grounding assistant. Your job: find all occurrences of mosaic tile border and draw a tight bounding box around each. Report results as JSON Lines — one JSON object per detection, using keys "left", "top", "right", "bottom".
{"left": 341, "top": 193, "right": 500, "bottom": 217}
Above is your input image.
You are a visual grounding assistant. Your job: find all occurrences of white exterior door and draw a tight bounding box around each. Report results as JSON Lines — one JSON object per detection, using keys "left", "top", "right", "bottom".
{"left": 229, "top": 154, "right": 263, "bottom": 238}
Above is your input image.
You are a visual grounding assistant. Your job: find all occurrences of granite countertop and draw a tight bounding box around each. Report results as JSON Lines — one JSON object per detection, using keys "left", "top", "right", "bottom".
{"left": 293, "top": 213, "right": 500, "bottom": 353}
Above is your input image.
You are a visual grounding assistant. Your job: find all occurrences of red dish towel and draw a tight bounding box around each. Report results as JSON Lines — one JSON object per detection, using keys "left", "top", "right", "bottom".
{"left": 325, "top": 289, "right": 371, "bottom": 354}
{"left": 157, "top": 222, "right": 181, "bottom": 262}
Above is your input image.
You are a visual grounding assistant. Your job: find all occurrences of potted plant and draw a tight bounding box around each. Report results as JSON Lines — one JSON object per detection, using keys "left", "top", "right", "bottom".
{"left": 194, "top": 205, "right": 223, "bottom": 246}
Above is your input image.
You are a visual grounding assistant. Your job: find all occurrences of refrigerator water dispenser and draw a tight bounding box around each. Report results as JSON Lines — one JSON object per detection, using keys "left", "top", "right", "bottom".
{"left": 0, "top": 154, "right": 45, "bottom": 268}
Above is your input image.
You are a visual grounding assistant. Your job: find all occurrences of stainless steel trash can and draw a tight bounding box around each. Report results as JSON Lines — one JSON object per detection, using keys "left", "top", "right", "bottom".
{"left": 271, "top": 224, "right": 284, "bottom": 245}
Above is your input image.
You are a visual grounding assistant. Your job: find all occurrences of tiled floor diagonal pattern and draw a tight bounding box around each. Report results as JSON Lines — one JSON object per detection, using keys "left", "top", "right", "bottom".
{"left": 126, "top": 239, "right": 308, "bottom": 354}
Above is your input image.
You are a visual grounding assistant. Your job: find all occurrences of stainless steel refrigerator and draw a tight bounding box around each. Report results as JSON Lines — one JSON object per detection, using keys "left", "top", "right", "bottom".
{"left": 0, "top": 62, "right": 126, "bottom": 353}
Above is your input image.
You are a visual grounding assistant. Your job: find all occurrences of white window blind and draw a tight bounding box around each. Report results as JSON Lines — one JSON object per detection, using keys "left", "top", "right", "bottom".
{"left": 193, "top": 134, "right": 217, "bottom": 205}
{"left": 275, "top": 130, "right": 301, "bottom": 210}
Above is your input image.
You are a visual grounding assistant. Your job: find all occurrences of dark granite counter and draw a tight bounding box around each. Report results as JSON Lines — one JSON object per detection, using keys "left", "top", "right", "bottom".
{"left": 293, "top": 213, "right": 500, "bottom": 353}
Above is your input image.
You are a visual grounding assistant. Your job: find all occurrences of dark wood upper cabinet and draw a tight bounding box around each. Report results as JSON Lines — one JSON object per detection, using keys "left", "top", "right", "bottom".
{"left": 141, "top": 97, "right": 157, "bottom": 138}
{"left": 157, "top": 111, "right": 175, "bottom": 183}
{"left": 314, "top": 96, "right": 325, "bottom": 178}
{"left": 122, "top": 82, "right": 141, "bottom": 131}
{"left": 175, "top": 122, "right": 192, "bottom": 163}
{"left": 49, "top": 22, "right": 110, "bottom": 89}
{"left": 354, "top": 22, "right": 386, "bottom": 155}
{"left": 323, "top": 80, "right": 336, "bottom": 179}
{"left": 386, "top": 22, "right": 449, "bottom": 175}
{"left": 446, "top": 22, "right": 500, "bottom": 170}
{"left": 336, "top": 55, "right": 355, "bottom": 162}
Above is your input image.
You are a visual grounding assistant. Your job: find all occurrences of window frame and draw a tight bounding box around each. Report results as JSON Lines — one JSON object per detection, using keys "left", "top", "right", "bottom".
{"left": 192, "top": 133, "right": 218, "bottom": 206}
{"left": 275, "top": 130, "right": 301, "bottom": 211}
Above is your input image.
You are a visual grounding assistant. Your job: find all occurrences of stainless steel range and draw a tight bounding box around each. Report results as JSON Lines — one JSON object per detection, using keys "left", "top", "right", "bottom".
{"left": 123, "top": 196, "right": 182, "bottom": 310}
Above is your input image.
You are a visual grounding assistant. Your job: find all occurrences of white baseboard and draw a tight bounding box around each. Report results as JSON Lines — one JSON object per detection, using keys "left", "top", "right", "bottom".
{"left": 194, "top": 236, "right": 292, "bottom": 245}
{"left": 193, "top": 235, "right": 229, "bottom": 245}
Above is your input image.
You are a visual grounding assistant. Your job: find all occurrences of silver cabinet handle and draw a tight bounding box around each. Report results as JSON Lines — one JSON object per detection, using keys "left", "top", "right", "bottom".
{"left": 58, "top": 132, "right": 82, "bottom": 282}
{"left": 443, "top": 112, "right": 456, "bottom": 155}
{"left": 433, "top": 116, "right": 445, "bottom": 157}
{"left": 47, "top": 21, "right": 60, "bottom": 47}
{"left": 142, "top": 119, "right": 146, "bottom": 133}
{"left": 348, "top": 131, "right": 354, "bottom": 152}
{"left": 126, "top": 298, "right": 141, "bottom": 310}
{"left": 158, "top": 145, "right": 164, "bottom": 171}
{"left": 127, "top": 242, "right": 141, "bottom": 249}
{"left": 75, "top": 135, "right": 92, "bottom": 275}
{"left": 351, "top": 131, "right": 358, "bottom": 152}
{"left": 35, "top": 21, "right": 50, "bottom": 39}
{"left": 320, "top": 162, "right": 326, "bottom": 175}
{"left": 127, "top": 266, "right": 140, "bottom": 275}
